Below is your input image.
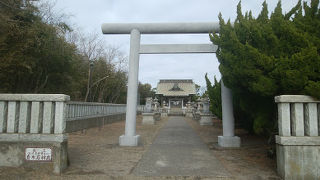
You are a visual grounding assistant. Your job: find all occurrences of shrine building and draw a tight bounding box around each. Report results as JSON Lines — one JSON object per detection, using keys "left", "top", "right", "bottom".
{"left": 156, "top": 79, "right": 196, "bottom": 109}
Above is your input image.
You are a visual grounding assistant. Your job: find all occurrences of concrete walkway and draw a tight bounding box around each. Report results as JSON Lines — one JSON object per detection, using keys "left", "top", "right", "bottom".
{"left": 133, "top": 116, "right": 231, "bottom": 177}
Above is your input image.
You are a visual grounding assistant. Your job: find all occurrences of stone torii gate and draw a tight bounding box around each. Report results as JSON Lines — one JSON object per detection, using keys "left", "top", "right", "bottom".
{"left": 101, "top": 22, "right": 240, "bottom": 147}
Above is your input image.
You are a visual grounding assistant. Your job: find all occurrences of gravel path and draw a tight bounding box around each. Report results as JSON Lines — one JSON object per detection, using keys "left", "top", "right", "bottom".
{"left": 133, "top": 116, "right": 230, "bottom": 177}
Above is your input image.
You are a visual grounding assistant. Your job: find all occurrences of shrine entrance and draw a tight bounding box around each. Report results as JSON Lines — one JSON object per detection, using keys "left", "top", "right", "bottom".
{"left": 101, "top": 22, "right": 240, "bottom": 147}
{"left": 170, "top": 99, "right": 182, "bottom": 109}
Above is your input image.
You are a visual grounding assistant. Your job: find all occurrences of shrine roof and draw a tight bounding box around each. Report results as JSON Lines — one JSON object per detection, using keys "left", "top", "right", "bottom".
{"left": 156, "top": 79, "right": 196, "bottom": 97}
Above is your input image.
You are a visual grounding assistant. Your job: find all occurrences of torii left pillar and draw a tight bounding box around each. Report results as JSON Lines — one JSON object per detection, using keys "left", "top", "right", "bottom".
{"left": 119, "top": 29, "right": 141, "bottom": 146}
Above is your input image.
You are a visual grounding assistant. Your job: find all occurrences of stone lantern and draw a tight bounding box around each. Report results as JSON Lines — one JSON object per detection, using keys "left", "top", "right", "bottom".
{"left": 199, "top": 97, "right": 213, "bottom": 126}
{"left": 161, "top": 101, "right": 168, "bottom": 117}
{"left": 144, "top": 97, "right": 153, "bottom": 113}
{"left": 142, "top": 97, "right": 155, "bottom": 125}
{"left": 153, "top": 97, "right": 161, "bottom": 120}
{"left": 185, "top": 101, "right": 193, "bottom": 118}
{"left": 202, "top": 97, "right": 210, "bottom": 113}
{"left": 193, "top": 98, "right": 202, "bottom": 120}
{"left": 153, "top": 97, "right": 159, "bottom": 112}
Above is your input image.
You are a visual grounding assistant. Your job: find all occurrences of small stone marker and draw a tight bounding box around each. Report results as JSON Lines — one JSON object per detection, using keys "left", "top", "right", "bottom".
{"left": 25, "top": 148, "right": 52, "bottom": 161}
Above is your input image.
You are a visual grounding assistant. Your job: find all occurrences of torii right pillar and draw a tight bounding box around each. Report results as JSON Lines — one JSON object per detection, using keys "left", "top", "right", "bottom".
{"left": 218, "top": 80, "right": 241, "bottom": 147}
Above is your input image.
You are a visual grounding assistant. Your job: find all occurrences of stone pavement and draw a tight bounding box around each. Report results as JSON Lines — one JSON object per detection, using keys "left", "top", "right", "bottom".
{"left": 133, "top": 116, "right": 231, "bottom": 177}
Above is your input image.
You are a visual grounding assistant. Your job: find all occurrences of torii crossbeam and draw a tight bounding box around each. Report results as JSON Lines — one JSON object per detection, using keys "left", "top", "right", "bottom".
{"left": 101, "top": 22, "right": 240, "bottom": 147}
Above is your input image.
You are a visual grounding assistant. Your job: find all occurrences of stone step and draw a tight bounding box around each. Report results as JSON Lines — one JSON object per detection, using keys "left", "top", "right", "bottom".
{"left": 168, "top": 112, "right": 184, "bottom": 116}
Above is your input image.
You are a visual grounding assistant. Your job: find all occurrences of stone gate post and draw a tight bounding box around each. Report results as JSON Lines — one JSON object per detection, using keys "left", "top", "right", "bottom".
{"left": 275, "top": 95, "right": 320, "bottom": 179}
{"left": 0, "top": 94, "right": 69, "bottom": 174}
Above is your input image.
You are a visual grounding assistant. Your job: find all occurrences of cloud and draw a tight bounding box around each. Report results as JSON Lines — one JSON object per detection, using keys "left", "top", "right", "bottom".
{"left": 55, "top": 0, "right": 303, "bottom": 88}
{"left": 139, "top": 54, "right": 220, "bottom": 87}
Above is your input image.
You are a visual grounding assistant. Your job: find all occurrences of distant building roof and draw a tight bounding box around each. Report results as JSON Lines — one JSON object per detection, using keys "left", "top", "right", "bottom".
{"left": 156, "top": 79, "right": 196, "bottom": 97}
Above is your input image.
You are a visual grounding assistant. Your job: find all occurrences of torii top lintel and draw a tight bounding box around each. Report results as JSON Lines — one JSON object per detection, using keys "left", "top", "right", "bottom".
{"left": 101, "top": 22, "right": 220, "bottom": 34}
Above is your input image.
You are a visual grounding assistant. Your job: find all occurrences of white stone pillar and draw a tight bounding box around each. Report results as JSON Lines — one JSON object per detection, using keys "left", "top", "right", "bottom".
{"left": 119, "top": 29, "right": 141, "bottom": 146}
{"left": 218, "top": 80, "right": 240, "bottom": 147}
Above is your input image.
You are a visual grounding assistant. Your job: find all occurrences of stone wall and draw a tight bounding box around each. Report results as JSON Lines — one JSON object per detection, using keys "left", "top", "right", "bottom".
{"left": 0, "top": 94, "right": 69, "bottom": 174}
{"left": 0, "top": 94, "right": 143, "bottom": 173}
{"left": 66, "top": 114, "right": 125, "bottom": 132}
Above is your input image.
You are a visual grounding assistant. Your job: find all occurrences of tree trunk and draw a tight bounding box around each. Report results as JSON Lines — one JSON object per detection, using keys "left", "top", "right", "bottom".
{"left": 97, "top": 83, "right": 106, "bottom": 102}
{"left": 84, "top": 64, "right": 92, "bottom": 102}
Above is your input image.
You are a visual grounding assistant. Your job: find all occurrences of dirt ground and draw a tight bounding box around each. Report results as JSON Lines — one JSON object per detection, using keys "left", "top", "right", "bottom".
{"left": 0, "top": 115, "right": 281, "bottom": 180}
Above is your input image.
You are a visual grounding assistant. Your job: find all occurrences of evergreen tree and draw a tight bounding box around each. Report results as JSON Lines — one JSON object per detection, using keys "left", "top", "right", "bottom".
{"left": 138, "top": 82, "right": 155, "bottom": 105}
{"left": 204, "top": 74, "right": 222, "bottom": 119}
{"left": 210, "top": 0, "right": 320, "bottom": 135}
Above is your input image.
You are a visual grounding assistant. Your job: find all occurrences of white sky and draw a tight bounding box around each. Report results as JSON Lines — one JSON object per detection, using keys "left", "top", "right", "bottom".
{"left": 54, "top": 0, "right": 305, "bottom": 88}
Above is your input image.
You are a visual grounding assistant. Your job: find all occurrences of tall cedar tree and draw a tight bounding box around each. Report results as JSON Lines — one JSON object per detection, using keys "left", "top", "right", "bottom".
{"left": 210, "top": 0, "right": 320, "bottom": 135}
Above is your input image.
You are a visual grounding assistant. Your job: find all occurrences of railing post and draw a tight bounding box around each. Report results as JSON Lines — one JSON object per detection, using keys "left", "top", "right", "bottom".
{"left": 7, "top": 101, "right": 17, "bottom": 133}
{"left": 18, "top": 101, "right": 28, "bottom": 133}
{"left": 278, "top": 102, "right": 291, "bottom": 136}
{"left": 291, "top": 103, "right": 304, "bottom": 136}
{"left": 43, "top": 102, "right": 53, "bottom": 134}
{"left": 54, "top": 101, "right": 67, "bottom": 134}
{"left": 304, "top": 103, "right": 318, "bottom": 136}
{"left": 0, "top": 102, "right": 6, "bottom": 133}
